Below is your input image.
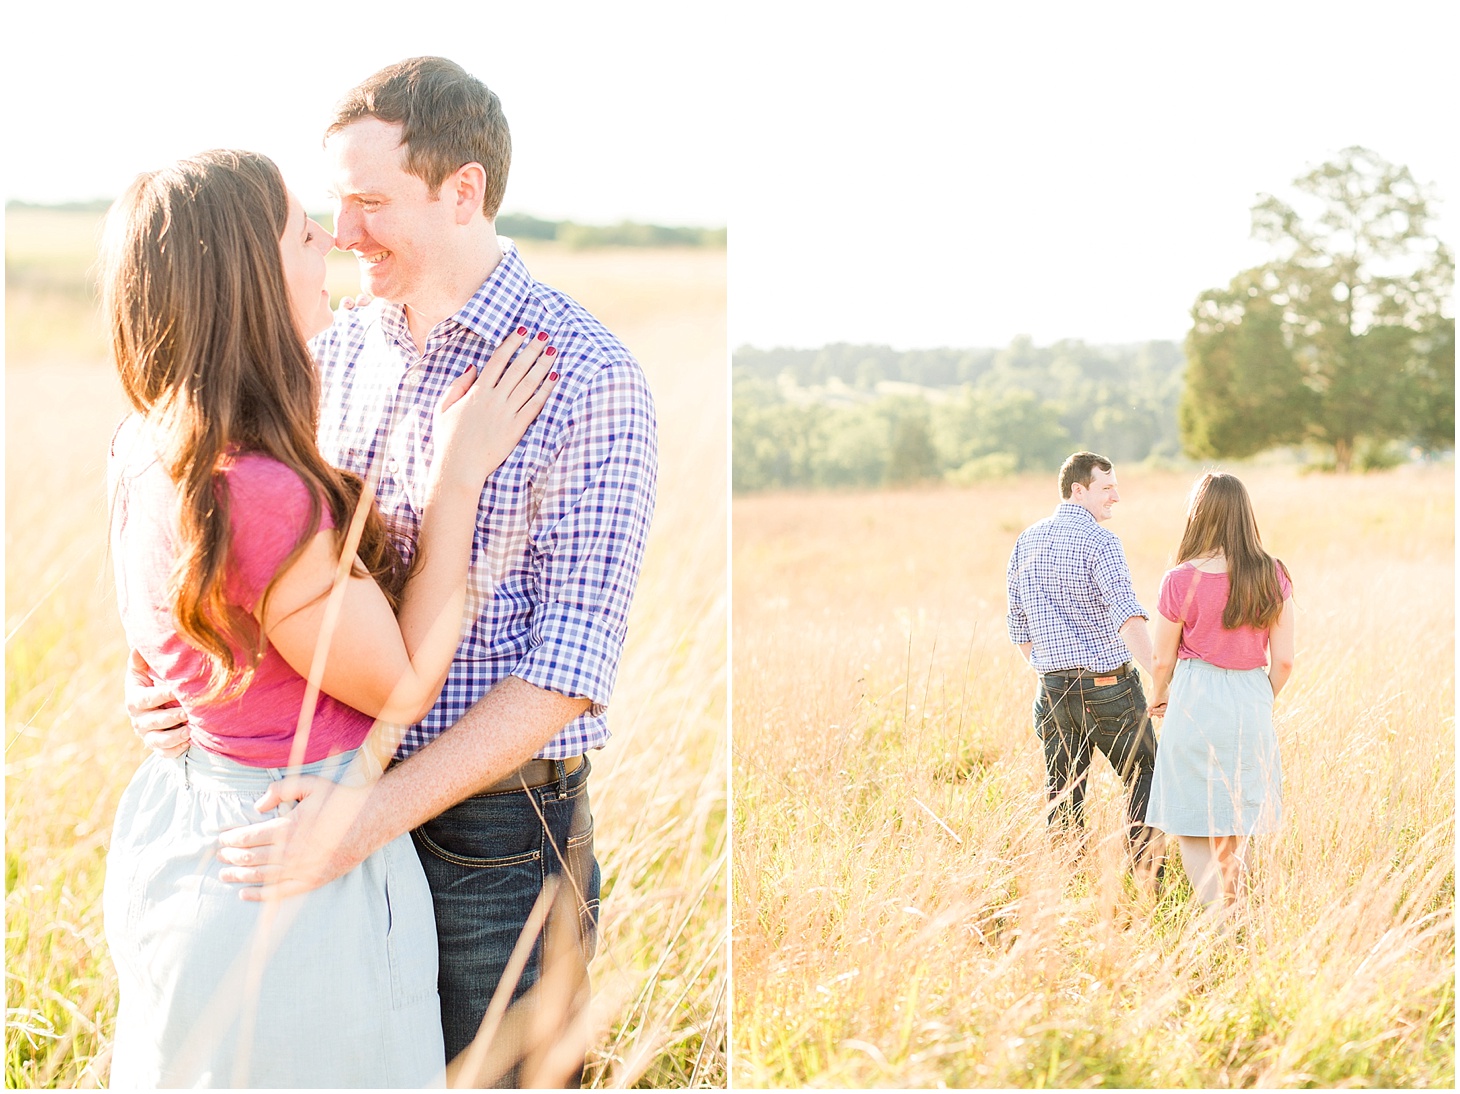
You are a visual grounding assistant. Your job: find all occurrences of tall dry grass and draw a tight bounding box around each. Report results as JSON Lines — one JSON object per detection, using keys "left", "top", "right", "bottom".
{"left": 5, "top": 213, "right": 727, "bottom": 1087}
{"left": 733, "top": 467, "right": 1453, "bottom": 1087}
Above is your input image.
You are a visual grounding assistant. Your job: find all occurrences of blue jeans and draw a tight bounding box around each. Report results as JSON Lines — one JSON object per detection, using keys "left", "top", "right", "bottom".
{"left": 1033, "top": 671, "right": 1158, "bottom": 851}
{"left": 410, "top": 757, "right": 599, "bottom": 1085}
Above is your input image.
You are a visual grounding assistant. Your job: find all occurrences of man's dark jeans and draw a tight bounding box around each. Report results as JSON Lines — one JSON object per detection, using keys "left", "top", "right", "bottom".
{"left": 411, "top": 757, "right": 599, "bottom": 1084}
{"left": 1033, "top": 670, "right": 1158, "bottom": 852}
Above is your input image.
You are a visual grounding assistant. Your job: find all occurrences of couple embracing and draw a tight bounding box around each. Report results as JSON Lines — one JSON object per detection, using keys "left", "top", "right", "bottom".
{"left": 1007, "top": 452, "right": 1296, "bottom": 914}
{"left": 104, "top": 57, "right": 656, "bottom": 1087}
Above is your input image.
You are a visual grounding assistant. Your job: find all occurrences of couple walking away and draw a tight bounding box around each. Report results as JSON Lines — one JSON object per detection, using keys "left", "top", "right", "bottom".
{"left": 103, "top": 57, "right": 657, "bottom": 1088}
{"left": 1007, "top": 452, "right": 1295, "bottom": 913}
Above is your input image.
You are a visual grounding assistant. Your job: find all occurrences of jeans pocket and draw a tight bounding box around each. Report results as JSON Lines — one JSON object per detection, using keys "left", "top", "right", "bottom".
{"left": 563, "top": 802, "right": 600, "bottom": 963}
{"left": 1082, "top": 680, "right": 1134, "bottom": 711}
{"left": 414, "top": 799, "right": 545, "bottom": 869}
{"left": 1033, "top": 687, "right": 1055, "bottom": 740}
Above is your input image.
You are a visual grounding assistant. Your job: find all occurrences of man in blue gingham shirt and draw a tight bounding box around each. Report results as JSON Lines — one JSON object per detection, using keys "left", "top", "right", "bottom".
{"left": 1007, "top": 452, "right": 1159, "bottom": 863}
{"left": 313, "top": 241, "right": 655, "bottom": 763}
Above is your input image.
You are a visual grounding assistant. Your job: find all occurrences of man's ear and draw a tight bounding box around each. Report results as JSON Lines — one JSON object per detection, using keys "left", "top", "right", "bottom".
{"left": 448, "top": 162, "right": 489, "bottom": 224}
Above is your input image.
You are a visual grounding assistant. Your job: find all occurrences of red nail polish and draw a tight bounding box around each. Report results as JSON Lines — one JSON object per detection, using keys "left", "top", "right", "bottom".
{"left": 516, "top": 326, "right": 527, "bottom": 336}
{"left": 537, "top": 331, "right": 549, "bottom": 341}
{"left": 549, "top": 371, "right": 559, "bottom": 381}
{"left": 545, "top": 346, "right": 556, "bottom": 356}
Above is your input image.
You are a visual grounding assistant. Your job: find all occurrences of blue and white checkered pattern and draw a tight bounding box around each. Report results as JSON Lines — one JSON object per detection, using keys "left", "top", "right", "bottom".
{"left": 1006, "top": 502, "right": 1147, "bottom": 674}
{"left": 311, "top": 241, "right": 658, "bottom": 760}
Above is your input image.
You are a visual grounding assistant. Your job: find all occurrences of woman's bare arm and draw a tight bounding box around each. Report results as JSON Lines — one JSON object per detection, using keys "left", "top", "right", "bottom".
{"left": 1267, "top": 598, "right": 1295, "bottom": 699}
{"left": 261, "top": 330, "right": 555, "bottom": 725}
{"left": 1149, "top": 612, "right": 1182, "bottom": 716}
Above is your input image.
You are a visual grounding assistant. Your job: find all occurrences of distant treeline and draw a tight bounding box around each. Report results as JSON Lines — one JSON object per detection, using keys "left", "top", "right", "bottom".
{"left": 5, "top": 200, "right": 725, "bottom": 249}
{"left": 733, "top": 339, "right": 1185, "bottom": 492}
{"left": 496, "top": 213, "right": 726, "bottom": 249}
{"left": 6, "top": 199, "right": 116, "bottom": 213}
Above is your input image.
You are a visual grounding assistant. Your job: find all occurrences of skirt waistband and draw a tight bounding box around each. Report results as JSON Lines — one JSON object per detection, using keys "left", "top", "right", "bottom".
{"left": 1175, "top": 657, "right": 1270, "bottom": 677}
{"left": 170, "top": 745, "right": 358, "bottom": 793}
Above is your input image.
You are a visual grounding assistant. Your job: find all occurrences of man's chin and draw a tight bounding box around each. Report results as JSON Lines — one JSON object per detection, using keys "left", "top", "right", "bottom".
{"left": 358, "top": 266, "right": 394, "bottom": 299}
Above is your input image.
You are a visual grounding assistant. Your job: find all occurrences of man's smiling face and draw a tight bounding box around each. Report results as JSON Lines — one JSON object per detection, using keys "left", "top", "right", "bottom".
{"left": 326, "top": 116, "right": 458, "bottom": 306}
{"left": 1071, "top": 466, "right": 1120, "bottom": 522}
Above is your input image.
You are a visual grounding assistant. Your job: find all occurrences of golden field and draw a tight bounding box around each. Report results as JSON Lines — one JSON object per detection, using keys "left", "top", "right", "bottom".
{"left": 733, "top": 467, "right": 1454, "bottom": 1087}
{"left": 5, "top": 206, "right": 728, "bottom": 1087}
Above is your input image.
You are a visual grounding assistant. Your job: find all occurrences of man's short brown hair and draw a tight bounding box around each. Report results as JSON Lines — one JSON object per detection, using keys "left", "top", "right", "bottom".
{"left": 1059, "top": 451, "right": 1113, "bottom": 498}
{"left": 327, "top": 56, "right": 512, "bottom": 218}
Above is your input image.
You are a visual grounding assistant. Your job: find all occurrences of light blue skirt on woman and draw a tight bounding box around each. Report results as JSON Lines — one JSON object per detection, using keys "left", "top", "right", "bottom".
{"left": 1146, "top": 658, "right": 1282, "bottom": 836}
{"left": 102, "top": 746, "right": 445, "bottom": 1088}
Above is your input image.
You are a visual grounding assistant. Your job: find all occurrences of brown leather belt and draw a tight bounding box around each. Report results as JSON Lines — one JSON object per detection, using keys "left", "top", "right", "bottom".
{"left": 481, "top": 754, "right": 584, "bottom": 794}
{"left": 1042, "top": 662, "right": 1134, "bottom": 686}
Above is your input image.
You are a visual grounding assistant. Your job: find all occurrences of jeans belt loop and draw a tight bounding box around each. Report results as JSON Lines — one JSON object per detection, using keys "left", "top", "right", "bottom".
{"left": 555, "top": 759, "right": 568, "bottom": 798}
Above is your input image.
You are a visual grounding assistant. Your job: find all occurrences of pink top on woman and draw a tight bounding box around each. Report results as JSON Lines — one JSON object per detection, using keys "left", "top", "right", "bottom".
{"left": 109, "top": 420, "right": 374, "bottom": 766}
{"left": 1157, "top": 561, "right": 1293, "bottom": 670}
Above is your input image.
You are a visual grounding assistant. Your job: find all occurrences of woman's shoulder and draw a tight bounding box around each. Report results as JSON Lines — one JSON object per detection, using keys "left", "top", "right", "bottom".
{"left": 1274, "top": 557, "right": 1293, "bottom": 598}
{"left": 219, "top": 452, "right": 331, "bottom": 532}
{"left": 1157, "top": 563, "right": 1202, "bottom": 620}
{"left": 221, "top": 451, "right": 309, "bottom": 498}
{"left": 1161, "top": 562, "right": 1201, "bottom": 587}
{"left": 1158, "top": 560, "right": 1231, "bottom": 616}
{"left": 108, "top": 415, "right": 168, "bottom": 499}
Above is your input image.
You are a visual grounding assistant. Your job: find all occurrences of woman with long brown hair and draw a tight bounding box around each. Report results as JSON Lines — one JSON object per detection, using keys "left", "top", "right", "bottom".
{"left": 1146, "top": 472, "right": 1296, "bottom": 919}
{"left": 100, "top": 149, "right": 555, "bottom": 1086}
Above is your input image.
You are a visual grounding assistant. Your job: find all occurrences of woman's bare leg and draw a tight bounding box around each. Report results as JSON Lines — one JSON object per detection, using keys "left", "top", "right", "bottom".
{"left": 1212, "top": 834, "right": 1249, "bottom": 906}
{"left": 1177, "top": 835, "right": 1224, "bottom": 909}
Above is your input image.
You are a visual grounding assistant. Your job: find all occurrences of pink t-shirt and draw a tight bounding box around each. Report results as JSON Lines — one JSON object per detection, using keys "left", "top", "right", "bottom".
{"left": 1158, "top": 561, "right": 1293, "bottom": 670}
{"left": 110, "top": 421, "right": 374, "bottom": 766}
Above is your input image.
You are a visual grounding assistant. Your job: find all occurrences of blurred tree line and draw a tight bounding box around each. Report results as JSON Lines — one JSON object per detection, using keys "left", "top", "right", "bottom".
{"left": 496, "top": 212, "right": 726, "bottom": 248}
{"left": 4, "top": 201, "right": 727, "bottom": 249}
{"left": 733, "top": 339, "right": 1185, "bottom": 491}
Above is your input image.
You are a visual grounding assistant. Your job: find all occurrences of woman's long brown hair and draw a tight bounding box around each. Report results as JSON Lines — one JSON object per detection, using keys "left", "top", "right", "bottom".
{"left": 102, "top": 149, "right": 410, "bottom": 700}
{"left": 1176, "top": 472, "right": 1290, "bottom": 631}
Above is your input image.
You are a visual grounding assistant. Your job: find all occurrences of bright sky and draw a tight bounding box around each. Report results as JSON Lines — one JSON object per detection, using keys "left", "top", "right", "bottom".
{"left": 8, "top": 2, "right": 1455, "bottom": 354}
{"left": 4, "top": 0, "right": 727, "bottom": 227}
{"left": 729, "top": 0, "right": 1459, "bottom": 350}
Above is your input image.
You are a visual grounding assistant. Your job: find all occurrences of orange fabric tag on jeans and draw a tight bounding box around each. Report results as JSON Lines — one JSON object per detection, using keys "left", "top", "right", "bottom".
{"left": 1093, "top": 676, "right": 1117, "bottom": 685}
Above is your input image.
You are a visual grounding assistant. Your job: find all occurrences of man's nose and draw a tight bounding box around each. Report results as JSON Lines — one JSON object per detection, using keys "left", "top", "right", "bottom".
{"left": 332, "top": 204, "right": 360, "bottom": 251}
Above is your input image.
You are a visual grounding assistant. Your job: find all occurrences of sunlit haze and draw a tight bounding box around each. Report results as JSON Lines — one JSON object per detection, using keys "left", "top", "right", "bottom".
{"left": 728, "top": 0, "right": 1457, "bottom": 349}
{"left": 8, "top": 1, "right": 1454, "bottom": 353}
{"left": 5, "top": 0, "right": 726, "bottom": 228}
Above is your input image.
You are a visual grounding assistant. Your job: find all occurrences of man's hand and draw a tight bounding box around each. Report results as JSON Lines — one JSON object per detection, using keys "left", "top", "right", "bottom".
{"left": 216, "top": 775, "right": 372, "bottom": 901}
{"left": 125, "top": 648, "right": 190, "bottom": 758}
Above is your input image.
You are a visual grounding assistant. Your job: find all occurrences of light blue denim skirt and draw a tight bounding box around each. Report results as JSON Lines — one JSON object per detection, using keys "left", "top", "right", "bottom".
{"left": 1146, "top": 658, "right": 1283, "bottom": 836}
{"left": 102, "top": 746, "right": 445, "bottom": 1088}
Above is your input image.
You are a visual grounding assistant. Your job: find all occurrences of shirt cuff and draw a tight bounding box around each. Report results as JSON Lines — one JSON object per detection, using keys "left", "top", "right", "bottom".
{"left": 1112, "top": 600, "right": 1149, "bottom": 628}
{"left": 1007, "top": 614, "right": 1032, "bottom": 644}
{"left": 509, "top": 602, "right": 624, "bottom": 717}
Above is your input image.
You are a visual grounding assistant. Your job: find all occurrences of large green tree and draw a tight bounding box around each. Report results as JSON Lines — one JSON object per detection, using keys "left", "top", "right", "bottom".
{"left": 1182, "top": 147, "right": 1454, "bottom": 470}
{"left": 1181, "top": 268, "right": 1314, "bottom": 458}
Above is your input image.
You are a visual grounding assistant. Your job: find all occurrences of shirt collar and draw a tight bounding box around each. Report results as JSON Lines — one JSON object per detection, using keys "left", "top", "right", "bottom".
{"left": 376, "top": 240, "right": 534, "bottom": 350}
{"left": 1054, "top": 500, "right": 1097, "bottom": 524}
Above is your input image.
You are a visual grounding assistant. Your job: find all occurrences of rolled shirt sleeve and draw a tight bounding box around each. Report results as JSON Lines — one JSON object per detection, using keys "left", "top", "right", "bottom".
{"left": 510, "top": 358, "right": 658, "bottom": 714}
{"left": 1091, "top": 536, "right": 1147, "bottom": 633}
{"left": 1006, "top": 539, "right": 1032, "bottom": 644}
